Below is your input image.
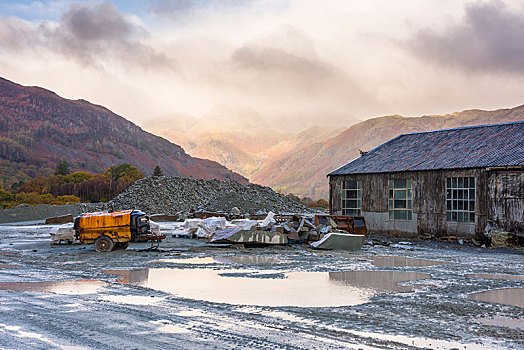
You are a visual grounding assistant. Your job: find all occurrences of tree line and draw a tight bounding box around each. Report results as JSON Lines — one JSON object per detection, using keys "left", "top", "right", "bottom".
{"left": 0, "top": 160, "right": 163, "bottom": 209}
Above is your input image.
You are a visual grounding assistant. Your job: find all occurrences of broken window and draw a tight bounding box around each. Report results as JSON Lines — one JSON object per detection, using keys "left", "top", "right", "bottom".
{"left": 388, "top": 179, "right": 412, "bottom": 220}
{"left": 342, "top": 180, "right": 361, "bottom": 216}
{"left": 446, "top": 177, "right": 475, "bottom": 223}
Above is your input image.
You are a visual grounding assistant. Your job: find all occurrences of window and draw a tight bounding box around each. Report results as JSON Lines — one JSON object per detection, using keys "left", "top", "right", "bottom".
{"left": 388, "top": 179, "right": 412, "bottom": 220}
{"left": 342, "top": 180, "right": 361, "bottom": 216}
{"left": 446, "top": 177, "right": 475, "bottom": 223}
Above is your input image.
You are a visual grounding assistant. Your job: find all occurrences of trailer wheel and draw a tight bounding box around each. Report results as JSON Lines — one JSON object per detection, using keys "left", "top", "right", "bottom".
{"left": 94, "top": 236, "right": 114, "bottom": 252}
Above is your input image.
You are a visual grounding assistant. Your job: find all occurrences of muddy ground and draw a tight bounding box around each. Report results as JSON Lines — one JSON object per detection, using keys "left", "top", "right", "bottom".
{"left": 0, "top": 223, "right": 523, "bottom": 349}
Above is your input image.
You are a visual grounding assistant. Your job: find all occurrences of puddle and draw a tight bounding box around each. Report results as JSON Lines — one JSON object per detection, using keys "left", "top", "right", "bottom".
{"left": 467, "top": 273, "right": 524, "bottom": 281}
{"left": 477, "top": 316, "right": 524, "bottom": 330}
{"left": 329, "top": 271, "right": 432, "bottom": 292}
{"left": 0, "top": 279, "right": 107, "bottom": 295}
{"left": 104, "top": 268, "right": 430, "bottom": 307}
{"left": 214, "top": 256, "right": 282, "bottom": 264}
{"left": 469, "top": 288, "right": 524, "bottom": 308}
{"left": 155, "top": 256, "right": 282, "bottom": 265}
{"left": 99, "top": 295, "right": 166, "bottom": 306}
{"left": 370, "top": 256, "right": 450, "bottom": 268}
{"left": 155, "top": 257, "right": 218, "bottom": 264}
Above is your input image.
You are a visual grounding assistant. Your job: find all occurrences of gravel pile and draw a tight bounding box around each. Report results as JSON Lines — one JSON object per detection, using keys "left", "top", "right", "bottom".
{"left": 0, "top": 203, "right": 106, "bottom": 224}
{"left": 110, "top": 176, "right": 312, "bottom": 215}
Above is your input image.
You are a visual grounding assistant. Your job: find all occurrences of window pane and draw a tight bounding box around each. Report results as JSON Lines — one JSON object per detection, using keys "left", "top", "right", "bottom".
{"left": 347, "top": 190, "right": 358, "bottom": 199}
{"left": 394, "top": 179, "right": 407, "bottom": 188}
{"left": 446, "top": 189, "right": 451, "bottom": 199}
{"left": 389, "top": 180, "right": 394, "bottom": 189}
{"left": 407, "top": 200, "right": 412, "bottom": 209}
{"left": 463, "top": 177, "right": 468, "bottom": 187}
{"left": 389, "top": 190, "right": 393, "bottom": 199}
{"left": 452, "top": 212, "right": 457, "bottom": 221}
{"left": 346, "top": 180, "right": 358, "bottom": 189}
{"left": 458, "top": 212, "right": 464, "bottom": 222}
{"left": 469, "top": 201, "right": 475, "bottom": 211}
{"left": 394, "top": 210, "right": 407, "bottom": 220}
{"left": 407, "top": 189, "right": 412, "bottom": 199}
{"left": 389, "top": 199, "right": 394, "bottom": 209}
{"left": 452, "top": 178, "right": 457, "bottom": 188}
{"left": 469, "top": 212, "right": 475, "bottom": 223}
{"left": 394, "top": 190, "right": 406, "bottom": 199}
{"left": 470, "top": 177, "right": 475, "bottom": 187}
{"left": 447, "top": 212, "right": 451, "bottom": 221}
{"left": 348, "top": 200, "right": 358, "bottom": 208}
{"left": 394, "top": 200, "right": 406, "bottom": 209}
{"left": 389, "top": 210, "right": 394, "bottom": 219}
{"left": 407, "top": 211, "right": 412, "bottom": 220}
{"left": 469, "top": 189, "right": 475, "bottom": 199}
{"left": 447, "top": 178, "right": 451, "bottom": 187}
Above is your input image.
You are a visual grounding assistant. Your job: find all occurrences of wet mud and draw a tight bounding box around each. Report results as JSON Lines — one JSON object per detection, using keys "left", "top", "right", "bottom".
{"left": 0, "top": 223, "right": 523, "bottom": 349}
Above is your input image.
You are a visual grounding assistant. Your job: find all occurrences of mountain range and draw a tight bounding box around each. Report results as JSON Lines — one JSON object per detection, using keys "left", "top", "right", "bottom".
{"left": 0, "top": 77, "right": 247, "bottom": 189}
{"left": 149, "top": 104, "right": 524, "bottom": 199}
{"left": 2, "top": 76, "right": 523, "bottom": 201}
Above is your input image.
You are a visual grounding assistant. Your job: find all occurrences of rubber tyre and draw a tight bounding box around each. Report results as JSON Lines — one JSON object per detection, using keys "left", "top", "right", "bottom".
{"left": 94, "top": 236, "right": 114, "bottom": 252}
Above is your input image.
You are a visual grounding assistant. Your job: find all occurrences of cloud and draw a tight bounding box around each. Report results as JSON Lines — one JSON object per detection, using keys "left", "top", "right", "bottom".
{"left": 409, "top": 0, "right": 524, "bottom": 74}
{"left": 149, "top": 0, "right": 248, "bottom": 18}
{"left": 0, "top": 2, "right": 177, "bottom": 71}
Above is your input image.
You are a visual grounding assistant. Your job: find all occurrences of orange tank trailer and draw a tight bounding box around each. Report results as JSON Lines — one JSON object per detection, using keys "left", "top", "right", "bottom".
{"left": 74, "top": 210, "right": 165, "bottom": 252}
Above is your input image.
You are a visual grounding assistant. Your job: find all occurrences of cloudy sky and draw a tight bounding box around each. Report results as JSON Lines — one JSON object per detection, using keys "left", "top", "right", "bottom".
{"left": 1, "top": 0, "right": 523, "bottom": 129}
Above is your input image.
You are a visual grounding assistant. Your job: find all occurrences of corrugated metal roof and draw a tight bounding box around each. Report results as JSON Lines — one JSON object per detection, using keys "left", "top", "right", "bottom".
{"left": 328, "top": 121, "right": 524, "bottom": 176}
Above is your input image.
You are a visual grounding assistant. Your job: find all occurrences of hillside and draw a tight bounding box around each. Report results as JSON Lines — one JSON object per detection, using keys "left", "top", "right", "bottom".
{"left": 250, "top": 105, "right": 524, "bottom": 199}
{"left": 146, "top": 106, "right": 342, "bottom": 177}
{"left": 0, "top": 77, "right": 247, "bottom": 189}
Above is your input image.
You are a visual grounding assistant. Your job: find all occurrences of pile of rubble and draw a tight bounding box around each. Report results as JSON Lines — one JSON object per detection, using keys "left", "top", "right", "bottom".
{"left": 110, "top": 176, "right": 314, "bottom": 215}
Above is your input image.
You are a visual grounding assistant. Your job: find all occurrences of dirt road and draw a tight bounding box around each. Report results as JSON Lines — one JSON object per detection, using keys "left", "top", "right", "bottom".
{"left": 0, "top": 223, "right": 522, "bottom": 349}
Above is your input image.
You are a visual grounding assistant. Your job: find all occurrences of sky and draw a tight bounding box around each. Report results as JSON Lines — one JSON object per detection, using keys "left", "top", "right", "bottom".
{"left": 0, "top": 0, "right": 524, "bottom": 130}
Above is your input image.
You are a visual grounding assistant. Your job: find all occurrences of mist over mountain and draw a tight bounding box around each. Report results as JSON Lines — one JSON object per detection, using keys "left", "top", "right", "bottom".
{"left": 0, "top": 77, "right": 247, "bottom": 189}
{"left": 149, "top": 103, "right": 524, "bottom": 200}
{"left": 251, "top": 105, "right": 524, "bottom": 199}
{"left": 146, "top": 106, "right": 345, "bottom": 178}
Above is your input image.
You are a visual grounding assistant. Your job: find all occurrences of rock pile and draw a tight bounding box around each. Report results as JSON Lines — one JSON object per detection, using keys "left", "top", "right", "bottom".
{"left": 110, "top": 176, "right": 313, "bottom": 215}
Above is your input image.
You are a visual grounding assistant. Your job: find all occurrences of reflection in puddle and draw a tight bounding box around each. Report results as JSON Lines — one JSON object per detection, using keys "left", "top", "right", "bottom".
{"left": 329, "top": 271, "right": 432, "bottom": 292}
{"left": 370, "top": 256, "right": 449, "bottom": 268}
{"left": 469, "top": 288, "right": 524, "bottom": 308}
{"left": 156, "top": 256, "right": 282, "bottom": 265}
{"left": 468, "top": 273, "right": 524, "bottom": 281}
{"left": 156, "top": 257, "right": 217, "bottom": 264}
{"left": 477, "top": 317, "right": 524, "bottom": 330}
{"left": 0, "top": 279, "right": 106, "bottom": 295}
{"left": 99, "top": 295, "right": 166, "bottom": 306}
{"left": 214, "top": 256, "right": 282, "bottom": 264}
{"left": 104, "top": 268, "right": 430, "bottom": 307}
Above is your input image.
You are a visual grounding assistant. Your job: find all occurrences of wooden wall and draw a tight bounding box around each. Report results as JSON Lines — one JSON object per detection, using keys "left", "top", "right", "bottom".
{"left": 329, "top": 169, "right": 496, "bottom": 237}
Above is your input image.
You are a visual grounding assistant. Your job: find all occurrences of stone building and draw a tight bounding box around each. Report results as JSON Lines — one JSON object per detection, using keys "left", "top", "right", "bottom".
{"left": 328, "top": 122, "right": 524, "bottom": 238}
